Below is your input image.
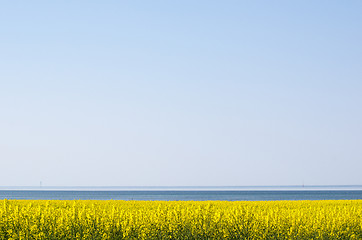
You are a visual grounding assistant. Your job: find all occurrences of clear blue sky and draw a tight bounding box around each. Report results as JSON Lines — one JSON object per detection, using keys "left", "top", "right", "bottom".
{"left": 1, "top": 1, "right": 361, "bottom": 186}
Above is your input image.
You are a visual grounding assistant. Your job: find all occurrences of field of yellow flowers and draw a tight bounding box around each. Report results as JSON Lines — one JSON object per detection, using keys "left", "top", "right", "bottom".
{"left": 0, "top": 199, "right": 361, "bottom": 239}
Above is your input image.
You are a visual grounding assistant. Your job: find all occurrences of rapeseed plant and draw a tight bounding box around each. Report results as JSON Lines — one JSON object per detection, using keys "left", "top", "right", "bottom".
{"left": 0, "top": 199, "right": 361, "bottom": 239}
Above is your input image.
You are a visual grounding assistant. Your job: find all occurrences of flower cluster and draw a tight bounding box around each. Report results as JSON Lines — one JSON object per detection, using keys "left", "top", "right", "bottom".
{"left": 0, "top": 199, "right": 361, "bottom": 239}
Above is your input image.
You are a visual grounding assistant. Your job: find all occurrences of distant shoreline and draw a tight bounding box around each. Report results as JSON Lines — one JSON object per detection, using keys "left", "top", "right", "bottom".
{"left": 1, "top": 185, "right": 362, "bottom": 191}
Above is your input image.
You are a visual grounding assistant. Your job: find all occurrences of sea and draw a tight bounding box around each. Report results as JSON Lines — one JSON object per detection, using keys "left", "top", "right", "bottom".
{"left": 1, "top": 186, "right": 362, "bottom": 201}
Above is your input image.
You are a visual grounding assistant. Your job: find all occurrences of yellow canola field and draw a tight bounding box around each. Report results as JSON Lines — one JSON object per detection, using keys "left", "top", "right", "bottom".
{"left": 1, "top": 199, "right": 361, "bottom": 239}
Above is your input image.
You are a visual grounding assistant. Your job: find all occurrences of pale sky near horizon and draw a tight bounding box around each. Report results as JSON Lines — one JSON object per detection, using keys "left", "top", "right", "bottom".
{"left": 1, "top": 1, "right": 361, "bottom": 187}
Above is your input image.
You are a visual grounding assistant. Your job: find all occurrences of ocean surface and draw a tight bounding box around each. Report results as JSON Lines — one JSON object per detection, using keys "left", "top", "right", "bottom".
{"left": 1, "top": 186, "right": 362, "bottom": 201}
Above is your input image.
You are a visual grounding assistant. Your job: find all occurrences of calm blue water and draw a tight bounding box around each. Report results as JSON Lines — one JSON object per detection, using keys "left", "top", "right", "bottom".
{"left": 1, "top": 188, "right": 362, "bottom": 201}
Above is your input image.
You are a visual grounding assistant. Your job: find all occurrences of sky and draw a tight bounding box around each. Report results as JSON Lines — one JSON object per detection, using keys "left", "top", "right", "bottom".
{"left": 1, "top": 1, "right": 361, "bottom": 187}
